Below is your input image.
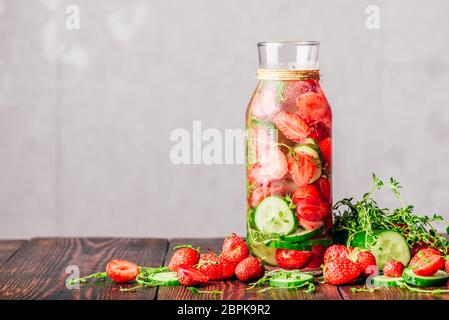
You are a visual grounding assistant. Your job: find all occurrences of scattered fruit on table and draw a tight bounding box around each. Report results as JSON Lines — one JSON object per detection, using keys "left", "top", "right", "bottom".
{"left": 198, "top": 252, "right": 235, "bottom": 281}
{"left": 168, "top": 245, "right": 200, "bottom": 272}
{"left": 350, "top": 248, "right": 377, "bottom": 277}
{"left": 383, "top": 260, "right": 405, "bottom": 278}
{"left": 177, "top": 265, "right": 209, "bottom": 286}
{"left": 221, "top": 233, "right": 250, "bottom": 264}
{"left": 324, "top": 244, "right": 350, "bottom": 264}
{"left": 323, "top": 255, "right": 361, "bottom": 285}
{"left": 409, "top": 248, "right": 445, "bottom": 276}
{"left": 235, "top": 256, "right": 264, "bottom": 282}
{"left": 105, "top": 259, "right": 140, "bottom": 283}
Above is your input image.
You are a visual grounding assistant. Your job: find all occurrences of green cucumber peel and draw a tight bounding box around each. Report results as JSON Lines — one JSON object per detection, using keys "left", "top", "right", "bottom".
{"left": 333, "top": 174, "right": 449, "bottom": 257}
{"left": 247, "top": 269, "right": 315, "bottom": 293}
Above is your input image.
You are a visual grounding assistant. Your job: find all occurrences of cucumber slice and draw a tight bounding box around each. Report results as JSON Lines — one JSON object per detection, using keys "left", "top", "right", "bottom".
{"left": 254, "top": 196, "right": 297, "bottom": 235}
{"left": 250, "top": 117, "right": 276, "bottom": 129}
{"left": 302, "top": 138, "right": 318, "bottom": 146}
{"left": 148, "top": 271, "right": 180, "bottom": 286}
{"left": 293, "top": 144, "right": 322, "bottom": 183}
{"left": 250, "top": 243, "right": 277, "bottom": 266}
{"left": 266, "top": 238, "right": 331, "bottom": 250}
{"left": 371, "top": 275, "right": 404, "bottom": 287}
{"left": 350, "top": 230, "right": 411, "bottom": 270}
{"left": 281, "top": 225, "right": 324, "bottom": 243}
{"left": 268, "top": 272, "right": 314, "bottom": 288}
{"left": 402, "top": 268, "right": 449, "bottom": 287}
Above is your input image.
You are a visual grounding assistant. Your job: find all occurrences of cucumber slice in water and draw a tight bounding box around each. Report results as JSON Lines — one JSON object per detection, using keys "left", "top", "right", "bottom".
{"left": 351, "top": 230, "right": 411, "bottom": 270}
{"left": 280, "top": 225, "right": 324, "bottom": 243}
{"left": 266, "top": 238, "right": 331, "bottom": 250}
{"left": 293, "top": 144, "right": 322, "bottom": 183}
{"left": 148, "top": 271, "right": 180, "bottom": 286}
{"left": 268, "top": 271, "right": 314, "bottom": 288}
{"left": 250, "top": 243, "right": 277, "bottom": 266}
{"left": 371, "top": 275, "right": 404, "bottom": 287}
{"left": 254, "top": 196, "right": 297, "bottom": 235}
{"left": 402, "top": 268, "right": 449, "bottom": 287}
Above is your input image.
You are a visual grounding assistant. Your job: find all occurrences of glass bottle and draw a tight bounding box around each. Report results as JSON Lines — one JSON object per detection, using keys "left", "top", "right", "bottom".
{"left": 246, "top": 41, "right": 332, "bottom": 269}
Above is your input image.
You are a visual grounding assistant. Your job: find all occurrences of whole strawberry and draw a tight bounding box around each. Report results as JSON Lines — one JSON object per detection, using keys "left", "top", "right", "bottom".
{"left": 323, "top": 245, "right": 349, "bottom": 264}
{"left": 383, "top": 259, "right": 405, "bottom": 278}
{"left": 445, "top": 259, "right": 449, "bottom": 273}
{"left": 350, "top": 248, "right": 377, "bottom": 277}
{"left": 221, "top": 233, "right": 250, "bottom": 264}
{"left": 235, "top": 256, "right": 264, "bottom": 282}
{"left": 324, "top": 256, "right": 361, "bottom": 285}
{"left": 168, "top": 245, "right": 200, "bottom": 272}
{"left": 177, "top": 265, "right": 209, "bottom": 286}
{"left": 275, "top": 249, "right": 313, "bottom": 269}
{"left": 198, "top": 252, "right": 235, "bottom": 280}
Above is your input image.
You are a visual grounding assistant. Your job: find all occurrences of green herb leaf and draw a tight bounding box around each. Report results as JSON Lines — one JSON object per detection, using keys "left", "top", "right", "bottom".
{"left": 186, "top": 287, "right": 222, "bottom": 295}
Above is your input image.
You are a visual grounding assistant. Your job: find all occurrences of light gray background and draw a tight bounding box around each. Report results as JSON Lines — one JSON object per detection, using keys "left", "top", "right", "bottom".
{"left": 0, "top": 0, "right": 448, "bottom": 239}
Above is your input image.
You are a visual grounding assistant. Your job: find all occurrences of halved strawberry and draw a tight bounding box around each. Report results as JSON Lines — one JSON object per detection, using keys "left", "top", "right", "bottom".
{"left": 249, "top": 184, "right": 287, "bottom": 208}
{"left": 249, "top": 149, "right": 288, "bottom": 185}
{"left": 275, "top": 249, "right": 313, "bottom": 269}
{"left": 318, "top": 137, "right": 331, "bottom": 166}
{"left": 316, "top": 177, "right": 331, "bottom": 203}
{"left": 273, "top": 111, "right": 311, "bottom": 142}
{"left": 296, "top": 196, "right": 330, "bottom": 221}
{"left": 297, "top": 217, "right": 324, "bottom": 231}
{"left": 292, "top": 185, "right": 320, "bottom": 202}
{"left": 409, "top": 248, "right": 444, "bottom": 276}
{"left": 251, "top": 89, "right": 281, "bottom": 119}
{"left": 309, "top": 121, "right": 330, "bottom": 141}
{"left": 287, "top": 153, "right": 315, "bottom": 187}
{"left": 177, "top": 265, "right": 209, "bottom": 286}
{"left": 106, "top": 259, "right": 140, "bottom": 283}
{"left": 297, "top": 90, "right": 331, "bottom": 125}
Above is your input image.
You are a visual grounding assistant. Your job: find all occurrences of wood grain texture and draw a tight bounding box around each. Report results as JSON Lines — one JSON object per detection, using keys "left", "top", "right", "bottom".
{"left": 0, "top": 238, "right": 167, "bottom": 300}
{"left": 157, "top": 238, "right": 342, "bottom": 300}
{"left": 0, "top": 240, "right": 26, "bottom": 265}
{"left": 338, "top": 285, "right": 449, "bottom": 300}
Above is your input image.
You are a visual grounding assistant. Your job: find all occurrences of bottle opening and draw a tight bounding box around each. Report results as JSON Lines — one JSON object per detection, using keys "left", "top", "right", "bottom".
{"left": 258, "top": 41, "right": 320, "bottom": 70}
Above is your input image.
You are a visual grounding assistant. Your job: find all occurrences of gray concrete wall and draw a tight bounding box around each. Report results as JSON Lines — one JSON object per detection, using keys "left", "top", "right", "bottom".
{"left": 0, "top": 0, "right": 448, "bottom": 238}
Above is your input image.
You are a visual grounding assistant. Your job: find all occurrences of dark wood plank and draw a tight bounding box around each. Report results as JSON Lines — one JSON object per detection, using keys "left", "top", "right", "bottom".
{"left": 339, "top": 284, "right": 449, "bottom": 300}
{"left": 157, "top": 238, "right": 342, "bottom": 300}
{"left": 0, "top": 240, "right": 26, "bottom": 266}
{"left": 0, "top": 238, "right": 168, "bottom": 300}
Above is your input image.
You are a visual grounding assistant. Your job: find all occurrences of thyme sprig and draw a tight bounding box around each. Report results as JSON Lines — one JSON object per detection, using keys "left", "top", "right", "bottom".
{"left": 333, "top": 174, "right": 449, "bottom": 253}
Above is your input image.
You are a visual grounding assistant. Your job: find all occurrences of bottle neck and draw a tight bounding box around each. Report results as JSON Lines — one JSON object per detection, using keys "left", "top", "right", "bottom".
{"left": 258, "top": 41, "right": 320, "bottom": 70}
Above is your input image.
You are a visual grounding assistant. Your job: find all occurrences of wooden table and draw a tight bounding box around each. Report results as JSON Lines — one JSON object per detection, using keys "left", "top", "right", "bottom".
{"left": 0, "top": 238, "right": 448, "bottom": 300}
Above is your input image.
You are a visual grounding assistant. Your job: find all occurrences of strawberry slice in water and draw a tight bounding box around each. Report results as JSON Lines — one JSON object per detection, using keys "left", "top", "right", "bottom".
{"left": 292, "top": 185, "right": 320, "bottom": 203}
{"left": 297, "top": 90, "right": 331, "bottom": 125}
{"left": 287, "top": 153, "right": 315, "bottom": 187}
{"left": 248, "top": 149, "right": 288, "bottom": 185}
{"left": 249, "top": 184, "right": 287, "bottom": 207}
{"left": 253, "top": 127, "right": 277, "bottom": 160}
{"left": 298, "top": 217, "right": 324, "bottom": 231}
{"left": 251, "top": 90, "right": 281, "bottom": 119}
{"left": 296, "top": 196, "right": 330, "bottom": 221}
{"left": 273, "top": 111, "right": 311, "bottom": 142}
{"left": 316, "top": 177, "right": 331, "bottom": 203}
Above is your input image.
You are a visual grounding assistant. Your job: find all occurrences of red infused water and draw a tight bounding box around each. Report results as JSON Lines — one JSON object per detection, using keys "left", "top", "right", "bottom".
{"left": 246, "top": 42, "right": 332, "bottom": 269}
